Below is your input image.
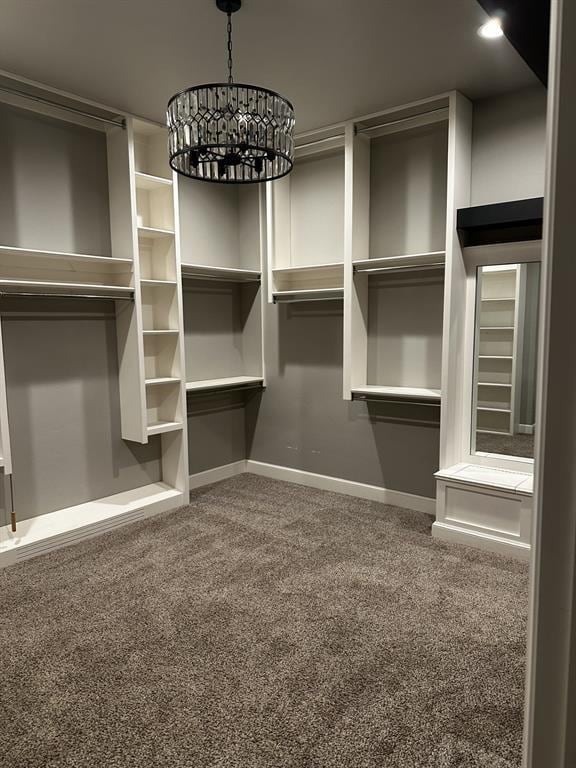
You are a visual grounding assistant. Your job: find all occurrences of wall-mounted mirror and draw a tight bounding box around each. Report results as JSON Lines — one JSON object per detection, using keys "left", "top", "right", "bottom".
{"left": 472, "top": 262, "right": 540, "bottom": 460}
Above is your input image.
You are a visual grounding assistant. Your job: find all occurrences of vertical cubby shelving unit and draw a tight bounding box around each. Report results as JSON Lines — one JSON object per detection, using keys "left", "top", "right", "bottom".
{"left": 343, "top": 96, "right": 454, "bottom": 404}
{"left": 0, "top": 76, "right": 189, "bottom": 564}
{"left": 178, "top": 176, "right": 265, "bottom": 395}
{"left": 266, "top": 125, "right": 346, "bottom": 303}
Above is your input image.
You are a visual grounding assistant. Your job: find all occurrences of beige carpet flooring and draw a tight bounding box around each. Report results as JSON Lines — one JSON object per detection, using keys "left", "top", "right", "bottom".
{"left": 0, "top": 474, "right": 529, "bottom": 767}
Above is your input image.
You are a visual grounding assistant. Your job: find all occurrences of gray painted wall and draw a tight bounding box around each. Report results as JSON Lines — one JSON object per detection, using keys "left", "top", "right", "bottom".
{"left": 471, "top": 86, "right": 547, "bottom": 206}
{"left": 246, "top": 301, "right": 440, "bottom": 498}
{"left": 0, "top": 103, "right": 111, "bottom": 255}
{"left": 1, "top": 299, "right": 162, "bottom": 523}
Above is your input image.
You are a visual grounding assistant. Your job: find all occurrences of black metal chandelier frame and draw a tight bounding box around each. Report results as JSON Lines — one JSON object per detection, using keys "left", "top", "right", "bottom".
{"left": 167, "top": 0, "right": 295, "bottom": 184}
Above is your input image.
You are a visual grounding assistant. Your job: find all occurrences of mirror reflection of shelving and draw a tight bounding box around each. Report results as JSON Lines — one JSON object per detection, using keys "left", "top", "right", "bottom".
{"left": 348, "top": 100, "right": 449, "bottom": 402}
{"left": 268, "top": 129, "right": 345, "bottom": 303}
{"left": 473, "top": 263, "right": 540, "bottom": 460}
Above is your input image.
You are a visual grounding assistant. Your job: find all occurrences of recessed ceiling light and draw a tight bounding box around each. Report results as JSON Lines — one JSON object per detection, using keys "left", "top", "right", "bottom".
{"left": 478, "top": 18, "right": 504, "bottom": 39}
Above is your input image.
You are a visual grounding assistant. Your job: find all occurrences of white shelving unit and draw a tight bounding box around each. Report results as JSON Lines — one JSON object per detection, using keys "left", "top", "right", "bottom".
{"left": 177, "top": 172, "right": 266, "bottom": 398}
{"left": 267, "top": 126, "right": 346, "bottom": 303}
{"left": 344, "top": 96, "right": 451, "bottom": 402}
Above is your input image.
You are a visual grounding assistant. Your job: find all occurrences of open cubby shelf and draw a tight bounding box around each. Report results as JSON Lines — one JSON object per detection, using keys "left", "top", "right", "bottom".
{"left": 135, "top": 171, "right": 173, "bottom": 190}
{"left": 137, "top": 226, "right": 174, "bottom": 239}
{"left": 268, "top": 139, "right": 345, "bottom": 298}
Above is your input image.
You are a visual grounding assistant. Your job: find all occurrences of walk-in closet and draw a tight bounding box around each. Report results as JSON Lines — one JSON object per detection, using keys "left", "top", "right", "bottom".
{"left": 1, "top": 2, "right": 572, "bottom": 767}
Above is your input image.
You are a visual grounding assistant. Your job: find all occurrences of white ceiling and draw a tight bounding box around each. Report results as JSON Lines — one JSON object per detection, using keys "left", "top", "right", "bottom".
{"left": 0, "top": 0, "right": 538, "bottom": 132}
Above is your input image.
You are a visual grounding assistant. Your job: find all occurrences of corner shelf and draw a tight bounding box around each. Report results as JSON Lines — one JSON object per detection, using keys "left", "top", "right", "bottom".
{"left": 186, "top": 375, "right": 264, "bottom": 394}
{"left": 181, "top": 263, "right": 261, "bottom": 282}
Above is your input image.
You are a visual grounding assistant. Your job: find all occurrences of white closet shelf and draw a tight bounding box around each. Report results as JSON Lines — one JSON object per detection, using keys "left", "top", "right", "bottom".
{"left": 272, "top": 262, "right": 343, "bottom": 274}
{"left": 353, "top": 251, "right": 445, "bottom": 273}
{"left": 481, "top": 297, "right": 515, "bottom": 302}
{"left": 134, "top": 171, "right": 173, "bottom": 189}
{"left": 272, "top": 288, "right": 343, "bottom": 302}
{"left": 435, "top": 463, "right": 533, "bottom": 496}
{"left": 140, "top": 279, "right": 177, "bottom": 286}
{"left": 0, "top": 245, "right": 133, "bottom": 272}
{"left": 477, "top": 406, "right": 512, "bottom": 413}
{"left": 181, "top": 263, "right": 261, "bottom": 282}
{"left": 0, "top": 279, "right": 133, "bottom": 296}
{"left": 480, "top": 326, "right": 515, "bottom": 330}
{"left": 137, "top": 226, "right": 175, "bottom": 240}
{"left": 478, "top": 382, "right": 512, "bottom": 388}
{"left": 186, "top": 376, "right": 264, "bottom": 393}
{"left": 477, "top": 428, "right": 511, "bottom": 436}
{"left": 145, "top": 377, "right": 181, "bottom": 387}
{"left": 352, "top": 385, "right": 441, "bottom": 402}
{"left": 143, "top": 329, "right": 180, "bottom": 336}
{"left": 147, "top": 420, "right": 183, "bottom": 436}
{"left": 479, "top": 355, "right": 513, "bottom": 360}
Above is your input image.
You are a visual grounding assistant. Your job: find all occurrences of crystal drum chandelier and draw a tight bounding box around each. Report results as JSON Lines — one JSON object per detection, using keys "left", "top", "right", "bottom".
{"left": 167, "top": 0, "right": 295, "bottom": 184}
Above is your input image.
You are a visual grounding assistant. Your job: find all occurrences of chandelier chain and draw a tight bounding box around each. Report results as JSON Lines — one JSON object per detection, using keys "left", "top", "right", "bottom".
{"left": 227, "top": 11, "right": 233, "bottom": 84}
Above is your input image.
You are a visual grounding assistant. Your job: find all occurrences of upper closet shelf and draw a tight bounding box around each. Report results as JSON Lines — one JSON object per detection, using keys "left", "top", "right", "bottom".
{"left": 134, "top": 171, "right": 173, "bottom": 190}
{"left": 351, "top": 385, "right": 441, "bottom": 403}
{"left": 272, "top": 262, "right": 344, "bottom": 274}
{"left": 272, "top": 288, "right": 343, "bottom": 303}
{"left": 181, "top": 263, "right": 261, "bottom": 282}
{"left": 0, "top": 245, "right": 133, "bottom": 272}
{"left": 186, "top": 376, "right": 264, "bottom": 394}
{"left": 353, "top": 251, "right": 445, "bottom": 274}
{"left": 0, "top": 278, "right": 133, "bottom": 299}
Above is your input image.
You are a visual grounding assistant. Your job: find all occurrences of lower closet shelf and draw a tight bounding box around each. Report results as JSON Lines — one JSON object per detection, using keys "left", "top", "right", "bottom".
{"left": 147, "top": 420, "right": 183, "bottom": 436}
{"left": 186, "top": 376, "right": 264, "bottom": 394}
{"left": 0, "top": 483, "right": 185, "bottom": 566}
{"left": 351, "top": 385, "right": 441, "bottom": 402}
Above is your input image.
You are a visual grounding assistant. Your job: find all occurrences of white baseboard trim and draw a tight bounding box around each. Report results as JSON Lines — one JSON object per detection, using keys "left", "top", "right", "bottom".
{"left": 432, "top": 521, "right": 531, "bottom": 561}
{"left": 189, "top": 460, "right": 247, "bottom": 490}
{"left": 518, "top": 423, "right": 536, "bottom": 435}
{"left": 245, "top": 460, "right": 436, "bottom": 515}
{"left": 0, "top": 484, "right": 186, "bottom": 569}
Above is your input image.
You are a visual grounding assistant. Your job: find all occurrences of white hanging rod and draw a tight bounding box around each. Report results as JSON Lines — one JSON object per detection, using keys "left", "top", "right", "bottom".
{"left": 0, "top": 84, "right": 126, "bottom": 129}
{"left": 182, "top": 272, "right": 260, "bottom": 284}
{"left": 352, "top": 393, "right": 441, "bottom": 408}
{"left": 354, "top": 262, "right": 446, "bottom": 275}
{"left": 355, "top": 106, "right": 448, "bottom": 135}
{"left": 273, "top": 294, "right": 343, "bottom": 304}
{"left": 0, "top": 290, "right": 134, "bottom": 301}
